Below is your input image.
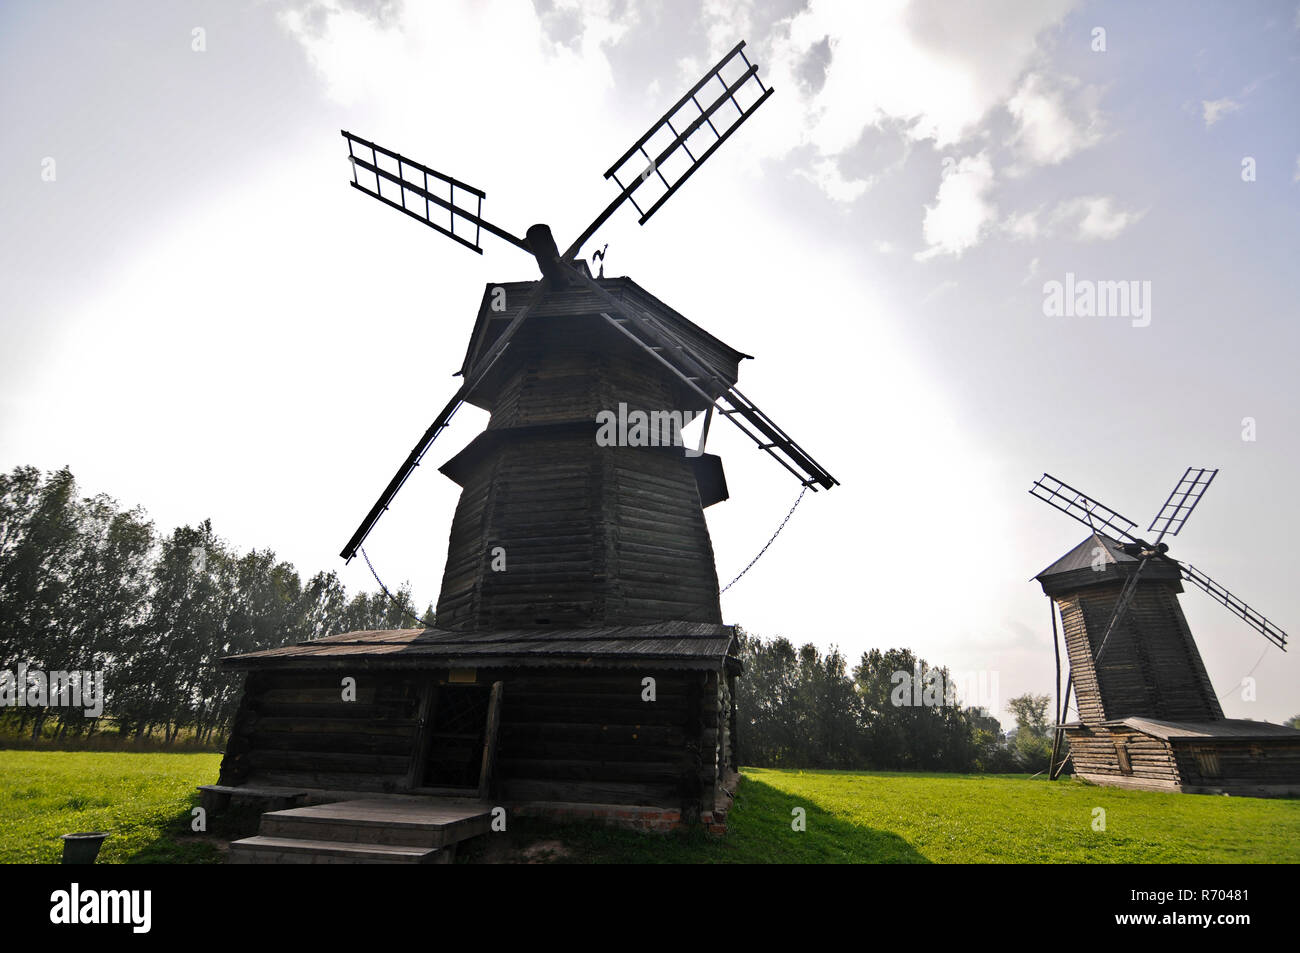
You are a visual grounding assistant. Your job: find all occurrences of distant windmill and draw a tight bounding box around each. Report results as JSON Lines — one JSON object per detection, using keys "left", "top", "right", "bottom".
{"left": 1029, "top": 469, "right": 1300, "bottom": 796}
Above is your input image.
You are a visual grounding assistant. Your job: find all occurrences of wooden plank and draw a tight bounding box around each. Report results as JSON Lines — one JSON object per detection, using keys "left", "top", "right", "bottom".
{"left": 478, "top": 680, "right": 504, "bottom": 799}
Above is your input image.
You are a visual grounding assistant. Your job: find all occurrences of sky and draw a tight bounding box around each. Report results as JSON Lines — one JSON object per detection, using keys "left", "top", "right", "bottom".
{"left": 3, "top": 0, "right": 1299, "bottom": 728}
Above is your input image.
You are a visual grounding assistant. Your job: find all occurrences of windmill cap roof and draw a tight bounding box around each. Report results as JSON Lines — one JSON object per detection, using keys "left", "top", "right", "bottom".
{"left": 1034, "top": 531, "right": 1182, "bottom": 594}
{"left": 1035, "top": 531, "right": 1135, "bottom": 578}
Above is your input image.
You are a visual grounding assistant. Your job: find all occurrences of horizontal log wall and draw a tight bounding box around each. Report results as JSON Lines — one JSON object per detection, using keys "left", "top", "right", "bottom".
{"left": 437, "top": 432, "right": 720, "bottom": 629}
{"left": 1064, "top": 724, "right": 1179, "bottom": 785}
{"left": 1171, "top": 739, "right": 1300, "bottom": 786}
{"left": 218, "top": 666, "right": 726, "bottom": 814}
{"left": 218, "top": 671, "right": 422, "bottom": 793}
{"left": 496, "top": 668, "right": 719, "bottom": 812}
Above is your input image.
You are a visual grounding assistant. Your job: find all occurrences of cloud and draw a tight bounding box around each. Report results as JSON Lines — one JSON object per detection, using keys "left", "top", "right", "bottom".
{"left": 916, "top": 153, "right": 997, "bottom": 260}
{"left": 1293, "top": 155, "right": 1300, "bottom": 183}
{"left": 1052, "top": 195, "right": 1142, "bottom": 241}
{"left": 1201, "top": 97, "right": 1241, "bottom": 127}
{"left": 1003, "top": 207, "right": 1041, "bottom": 240}
{"left": 1007, "top": 72, "right": 1102, "bottom": 165}
{"left": 797, "top": 156, "right": 875, "bottom": 202}
{"left": 1020, "top": 256, "right": 1040, "bottom": 286}
{"left": 754, "top": 0, "right": 1075, "bottom": 201}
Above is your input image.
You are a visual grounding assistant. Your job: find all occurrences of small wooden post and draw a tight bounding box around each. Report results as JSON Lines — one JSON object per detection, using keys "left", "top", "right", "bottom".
{"left": 1049, "top": 598, "right": 1064, "bottom": 780}
{"left": 478, "top": 681, "right": 504, "bottom": 800}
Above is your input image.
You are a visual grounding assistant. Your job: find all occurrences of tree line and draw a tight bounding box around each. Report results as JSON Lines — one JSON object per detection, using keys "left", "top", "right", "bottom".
{"left": 3, "top": 464, "right": 1060, "bottom": 771}
{"left": 734, "top": 632, "right": 1055, "bottom": 773}
{"left": 0, "top": 465, "right": 430, "bottom": 744}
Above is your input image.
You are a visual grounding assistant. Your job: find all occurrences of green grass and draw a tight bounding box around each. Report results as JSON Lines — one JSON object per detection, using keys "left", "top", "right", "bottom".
{"left": 473, "top": 768, "right": 1300, "bottom": 864}
{"left": 0, "top": 750, "right": 223, "bottom": 864}
{"left": 3, "top": 752, "right": 1297, "bottom": 863}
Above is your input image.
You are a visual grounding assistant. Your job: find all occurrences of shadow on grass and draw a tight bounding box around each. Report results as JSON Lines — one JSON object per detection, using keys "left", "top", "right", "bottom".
{"left": 125, "top": 793, "right": 259, "bottom": 865}
{"left": 460, "top": 775, "right": 929, "bottom": 864}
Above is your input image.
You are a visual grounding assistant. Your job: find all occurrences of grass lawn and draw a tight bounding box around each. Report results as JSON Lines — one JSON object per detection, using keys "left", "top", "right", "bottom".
{"left": 3, "top": 751, "right": 1297, "bottom": 863}
{"left": 0, "top": 750, "right": 223, "bottom": 864}
{"left": 473, "top": 768, "right": 1300, "bottom": 863}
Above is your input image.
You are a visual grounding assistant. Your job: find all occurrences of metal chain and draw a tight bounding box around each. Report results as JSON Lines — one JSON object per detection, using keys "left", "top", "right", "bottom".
{"left": 719, "top": 486, "right": 808, "bottom": 594}
{"left": 360, "top": 546, "right": 431, "bottom": 629}
{"left": 361, "top": 485, "right": 809, "bottom": 622}
{"left": 1217, "top": 644, "right": 1270, "bottom": 701}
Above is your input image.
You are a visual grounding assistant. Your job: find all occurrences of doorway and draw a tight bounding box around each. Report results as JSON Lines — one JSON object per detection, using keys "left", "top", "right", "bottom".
{"left": 409, "top": 679, "right": 503, "bottom": 795}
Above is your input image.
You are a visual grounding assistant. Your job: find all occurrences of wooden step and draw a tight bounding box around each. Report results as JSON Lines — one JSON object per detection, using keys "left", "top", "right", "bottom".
{"left": 258, "top": 798, "right": 494, "bottom": 849}
{"left": 228, "top": 835, "right": 451, "bottom": 865}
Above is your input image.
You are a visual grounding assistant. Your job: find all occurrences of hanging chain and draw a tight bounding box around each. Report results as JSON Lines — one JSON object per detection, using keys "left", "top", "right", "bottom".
{"left": 719, "top": 485, "right": 808, "bottom": 594}
{"left": 360, "top": 485, "right": 810, "bottom": 622}
{"left": 360, "top": 545, "right": 431, "bottom": 629}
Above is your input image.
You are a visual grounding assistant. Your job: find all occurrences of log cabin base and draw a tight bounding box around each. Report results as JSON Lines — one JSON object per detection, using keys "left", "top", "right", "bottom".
{"left": 1064, "top": 717, "right": 1300, "bottom": 797}
{"left": 215, "top": 622, "right": 744, "bottom": 853}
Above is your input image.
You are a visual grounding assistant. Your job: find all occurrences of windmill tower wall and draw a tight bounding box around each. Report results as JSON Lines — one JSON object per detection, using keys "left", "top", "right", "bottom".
{"left": 435, "top": 278, "right": 737, "bottom": 630}
{"left": 1049, "top": 578, "right": 1223, "bottom": 724}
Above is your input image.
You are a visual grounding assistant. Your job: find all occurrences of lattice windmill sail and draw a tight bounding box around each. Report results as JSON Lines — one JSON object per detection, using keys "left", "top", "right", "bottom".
{"left": 338, "top": 40, "right": 835, "bottom": 564}
{"left": 1029, "top": 469, "right": 1300, "bottom": 797}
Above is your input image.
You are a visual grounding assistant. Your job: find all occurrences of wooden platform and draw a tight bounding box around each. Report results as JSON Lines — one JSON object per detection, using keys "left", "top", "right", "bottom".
{"left": 228, "top": 797, "right": 494, "bottom": 864}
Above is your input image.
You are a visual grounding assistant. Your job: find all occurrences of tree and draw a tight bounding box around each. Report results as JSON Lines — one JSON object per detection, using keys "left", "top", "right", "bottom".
{"left": 1008, "top": 693, "right": 1051, "bottom": 736}
{"left": 1007, "top": 692, "right": 1053, "bottom": 772}
{"left": 0, "top": 464, "right": 442, "bottom": 747}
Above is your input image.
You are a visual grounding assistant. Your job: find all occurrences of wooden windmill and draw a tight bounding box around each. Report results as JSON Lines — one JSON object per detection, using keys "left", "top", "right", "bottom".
{"left": 1030, "top": 469, "right": 1300, "bottom": 796}
{"left": 217, "top": 43, "right": 836, "bottom": 830}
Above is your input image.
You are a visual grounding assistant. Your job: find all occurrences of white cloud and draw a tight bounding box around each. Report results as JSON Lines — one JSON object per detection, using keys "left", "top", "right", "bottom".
{"left": 1003, "top": 207, "right": 1041, "bottom": 240}
{"left": 797, "top": 156, "right": 875, "bottom": 203}
{"left": 916, "top": 153, "right": 997, "bottom": 260}
{"left": 1293, "top": 155, "right": 1300, "bottom": 182}
{"left": 1020, "top": 256, "right": 1040, "bottom": 285}
{"left": 1201, "top": 97, "right": 1241, "bottom": 127}
{"left": 754, "top": 0, "right": 1076, "bottom": 200}
{"left": 1052, "top": 195, "right": 1142, "bottom": 241}
{"left": 1007, "top": 72, "right": 1102, "bottom": 165}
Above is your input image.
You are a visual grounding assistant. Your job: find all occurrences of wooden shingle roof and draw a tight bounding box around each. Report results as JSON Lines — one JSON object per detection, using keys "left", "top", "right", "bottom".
{"left": 1118, "top": 717, "right": 1300, "bottom": 742}
{"left": 1035, "top": 531, "right": 1182, "bottom": 596}
{"left": 457, "top": 275, "right": 751, "bottom": 391}
{"left": 223, "top": 621, "right": 739, "bottom": 671}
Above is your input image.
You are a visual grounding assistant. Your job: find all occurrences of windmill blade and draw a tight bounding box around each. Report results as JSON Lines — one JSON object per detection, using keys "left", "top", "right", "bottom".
{"left": 1029, "top": 474, "right": 1142, "bottom": 544}
{"left": 1148, "top": 467, "right": 1218, "bottom": 542}
{"left": 563, "top": 40, "right": 774, "bottom": 261}
{"left": 559, "top": 263, "right": 837, "bottom": 490}
{"left": 339, "top": 283, "right": 548, "bottom": 561}
{"left": 342, "top": 131, "right": 531, "bottom": 255}
{"left": 1179, "top": 562, "right": 1288, "bottom": 650}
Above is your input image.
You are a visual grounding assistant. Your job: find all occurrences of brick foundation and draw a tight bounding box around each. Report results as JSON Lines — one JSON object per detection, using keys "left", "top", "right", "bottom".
{"left": 511, "top": 801, "right": 728, "bottom": 833}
